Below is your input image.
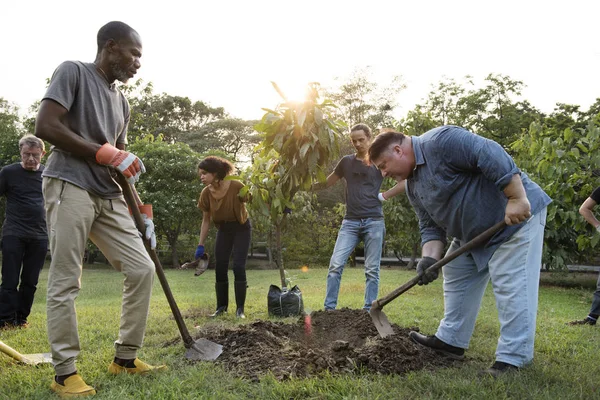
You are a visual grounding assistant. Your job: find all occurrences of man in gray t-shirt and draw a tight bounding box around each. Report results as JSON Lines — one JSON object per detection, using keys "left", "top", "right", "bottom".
{"left": 314, "top": 124, "right": 404, "bottom": 311}
{"left": 35, "top": 21, "right": 164, "bottom": 397}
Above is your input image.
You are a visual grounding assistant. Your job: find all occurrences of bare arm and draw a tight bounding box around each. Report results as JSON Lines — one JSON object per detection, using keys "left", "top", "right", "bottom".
{"left": 35, "top": 99, "right": 102, "bottom": 157}
{"left": 312, "top": 172, "right": 340, "bottom": 191}
{"left": 579, "top": 197, "right": 600, "bottom": 229}
{"left": 503, "top": 174, "right": 531, "bottom": 225}
{"left": 198, "top": 211, "right": 211, "bottom": 245}
{"left": 381, "top": 179, "right": 406, "bottom": 200}
{"left": 421, "top": 240, "right": 445, "bottom": 260}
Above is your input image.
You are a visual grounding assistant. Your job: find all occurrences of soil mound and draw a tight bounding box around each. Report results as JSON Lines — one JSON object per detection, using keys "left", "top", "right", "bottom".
{"left": 188, "top": 308, "right": 455, "bottom": 381}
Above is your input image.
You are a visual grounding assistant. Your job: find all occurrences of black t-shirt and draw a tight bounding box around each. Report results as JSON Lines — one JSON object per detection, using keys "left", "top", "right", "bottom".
{"left": 591, "top": 186, "right": 600, "bottom": 203}
{"left": 0, "top": 163, "right": 47, "bottom": 239}
{"left": 334, "top": 154, "right": 384, "bottom": 219}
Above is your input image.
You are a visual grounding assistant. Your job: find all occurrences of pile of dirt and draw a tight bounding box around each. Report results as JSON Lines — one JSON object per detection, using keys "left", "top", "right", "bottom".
{"left": 183, "top": 309, "right": 455, "bottom": 381}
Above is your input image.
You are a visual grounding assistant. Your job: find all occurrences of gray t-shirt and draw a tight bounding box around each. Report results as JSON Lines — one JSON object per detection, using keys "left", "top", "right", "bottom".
{"left": 41, "top": 61, "right": 130, "bottom": 199}
{"left": 334, "top": 154, "right": 384, "bottom": 219}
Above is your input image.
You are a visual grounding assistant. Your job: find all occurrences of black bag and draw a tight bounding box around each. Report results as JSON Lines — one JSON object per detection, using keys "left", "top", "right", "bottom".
{"left": 267, "top": 284, "right": 304, "bottom": 317}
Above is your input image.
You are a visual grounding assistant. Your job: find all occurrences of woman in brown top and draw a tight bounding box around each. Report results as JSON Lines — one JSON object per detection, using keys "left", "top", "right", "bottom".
{"left": 195, "top": 156, "right": 251, "bottom": 318}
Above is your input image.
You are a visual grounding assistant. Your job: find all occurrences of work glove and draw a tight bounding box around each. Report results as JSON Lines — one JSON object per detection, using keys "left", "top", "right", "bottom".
{"left": 139, "top": 204, "right": 156, "bottom": 250}
{"left": 195, "top": 244, "right": 205, "bottom": 259}
{"left": 416, "top": 256, "right": 439, "bottom": 285}
{"left": 96, "top": 143, "right": 145, "bottom": 184}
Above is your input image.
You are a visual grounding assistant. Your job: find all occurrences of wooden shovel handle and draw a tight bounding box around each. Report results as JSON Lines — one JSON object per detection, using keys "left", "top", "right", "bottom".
{"left": 116, "top": 173, "right": 195, "bottom": 348}
{"left": 374, "top": 220, "right": 507, "bottom": 309}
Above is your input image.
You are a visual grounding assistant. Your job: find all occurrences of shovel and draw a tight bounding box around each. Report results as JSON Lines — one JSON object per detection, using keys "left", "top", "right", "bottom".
{"left": 370, "top": 220, "right": 507, "bottom": 338}
{"left": 116, "top": 173, "right": 222, "bottom": 361}
{"left": 0, "top": 339, "right": 52, "bottom": 366}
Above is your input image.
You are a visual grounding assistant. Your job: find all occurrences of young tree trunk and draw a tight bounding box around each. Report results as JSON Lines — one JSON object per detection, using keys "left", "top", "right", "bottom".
{"left": 170, "top": 241, "right": 179, "bottom": 268}
{"left": 165, "top": 226, "right": 181, "bottom": 268}
{"left": 276, "top": 221, "right": 286, "bottom": 288}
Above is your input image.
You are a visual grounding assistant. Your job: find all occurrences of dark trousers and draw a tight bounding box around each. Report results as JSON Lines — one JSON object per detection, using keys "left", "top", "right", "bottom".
{"left": 214, "top": 220, "right": 251, "bottom": 283}
{"left": 0, "top": 235, "right": 48, "bottom": 322}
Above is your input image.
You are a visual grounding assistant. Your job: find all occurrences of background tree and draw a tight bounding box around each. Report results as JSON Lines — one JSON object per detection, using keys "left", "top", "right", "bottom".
{"left": 128, "top": 136, "right": 204, "bottom": 267}
{"left": 124, "top": 79, "right": 225, "bottom": 143}
{"left": 414, "top": 74, "right": 545, "bottom": 148}
{"left": 178, "top": 118, "right": 260, "bottom": 163}
{"left": 0, "top": 98, "right": 24, "bottom": 235}
{"left": 512, "top": 120, "right": 600, "bottom": 269}
{"left": 325, "top": 67, "right": 406, "bottom": 129}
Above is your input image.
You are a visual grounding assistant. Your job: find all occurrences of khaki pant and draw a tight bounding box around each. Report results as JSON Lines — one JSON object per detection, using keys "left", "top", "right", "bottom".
{"left": 44, "top": 178, "right": 155, "bottom": 376}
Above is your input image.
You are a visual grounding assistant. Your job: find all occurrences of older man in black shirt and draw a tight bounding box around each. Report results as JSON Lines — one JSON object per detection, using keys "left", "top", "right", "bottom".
{"left": 0, "top": 135, "right": 47, "bottom": 329}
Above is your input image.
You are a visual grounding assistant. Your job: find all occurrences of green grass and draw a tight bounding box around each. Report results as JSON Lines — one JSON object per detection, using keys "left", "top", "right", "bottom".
{"left": 0, "top": 263, "right": 598, "bottom": 399}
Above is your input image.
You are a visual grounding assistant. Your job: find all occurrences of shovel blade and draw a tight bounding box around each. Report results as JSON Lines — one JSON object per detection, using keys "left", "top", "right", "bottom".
{"left": 369, "top": 307, "right": 395, "bottom": 338}
{"left": 185, "top": 339, "right": 223, "bottom": 361}
{"left": 22, "top": 352, "right": 53, "bottom": 365}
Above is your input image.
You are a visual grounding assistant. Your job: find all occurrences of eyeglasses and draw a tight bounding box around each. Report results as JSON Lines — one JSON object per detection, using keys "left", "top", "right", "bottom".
{"left": 21, "top": 152, "right": 43, "bottom": 160}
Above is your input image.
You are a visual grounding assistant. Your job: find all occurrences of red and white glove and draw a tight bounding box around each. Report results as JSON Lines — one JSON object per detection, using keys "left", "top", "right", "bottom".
{"left": 139, "top": 204, "right": 156, "bottom": 250}
{"left": 96, "top": 143, "right": 145, "bottom": 184}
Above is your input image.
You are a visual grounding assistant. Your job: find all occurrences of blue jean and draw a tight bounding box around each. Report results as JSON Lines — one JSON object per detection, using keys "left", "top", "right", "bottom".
{"left": 589, "top": 272, "right": 600, "bottom": 316}
{"left": 324, "top": 218, "right": 385, "bottom": 310}
{"left": 435, "top": 208, "right": 547, "bottom": 367}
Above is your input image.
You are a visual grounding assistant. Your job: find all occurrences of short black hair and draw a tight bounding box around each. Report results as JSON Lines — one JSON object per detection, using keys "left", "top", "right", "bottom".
{"left": 97, "top": 21, "right": 137, "bottom": 53}
{"left": 368, "top": 131, "right": 406, "bottom": 162}
{"left": 198, "top": 156, "right": 234, "bottom": 180}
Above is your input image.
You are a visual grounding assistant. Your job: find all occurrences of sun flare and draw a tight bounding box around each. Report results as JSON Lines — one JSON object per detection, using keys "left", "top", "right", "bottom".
{"left": 276, "top": 80, "right": 311, "bottom": 103}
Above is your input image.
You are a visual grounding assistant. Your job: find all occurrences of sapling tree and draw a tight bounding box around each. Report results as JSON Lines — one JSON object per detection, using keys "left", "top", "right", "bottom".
{"left": 246, "top": 82, "right": 345, "bottom": 288}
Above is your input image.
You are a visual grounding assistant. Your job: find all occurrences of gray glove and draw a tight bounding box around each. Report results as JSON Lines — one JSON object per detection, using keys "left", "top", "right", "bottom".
{"left": 416, "top": 256, "right": 439, "bottom": 285}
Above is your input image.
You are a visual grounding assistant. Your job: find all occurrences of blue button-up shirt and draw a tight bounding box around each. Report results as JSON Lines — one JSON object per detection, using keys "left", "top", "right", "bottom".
{"left": 407, "top": 126, "right": 551, "bottom": 270}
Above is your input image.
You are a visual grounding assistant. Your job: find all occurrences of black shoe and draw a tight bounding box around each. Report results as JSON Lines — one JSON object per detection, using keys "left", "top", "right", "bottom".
{"left": 211, "top": 282, "right": 229, "bottom": 317}
{"left": 481, "top": 361, "right": 519, "bottom": 378}
{"left": 567, "top": 316, "right": 597, "bottom": 326}
{"left": 0, "top": 319, "right": 17, "bottom": 330}
{"left": 409, "top": 331, "right": 465, "bottom": 360}
{"left": 234, "top": 281, "right": 247, "bottom": 320}
{"left": 210, "top": 306, "right": 227, "bottom": 318}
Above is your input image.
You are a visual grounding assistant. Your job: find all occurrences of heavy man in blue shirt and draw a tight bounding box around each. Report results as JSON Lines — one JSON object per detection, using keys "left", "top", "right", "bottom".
{"left": 368, "top": 125, "right": 551, "bottom": 377}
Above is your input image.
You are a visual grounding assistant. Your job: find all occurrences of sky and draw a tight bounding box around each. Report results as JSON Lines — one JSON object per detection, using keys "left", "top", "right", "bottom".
{"left": 1, "top": 0, "right": 599, "bottom": 122}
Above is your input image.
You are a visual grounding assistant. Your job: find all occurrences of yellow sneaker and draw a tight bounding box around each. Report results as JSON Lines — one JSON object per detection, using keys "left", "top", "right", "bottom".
{"left": 107, "top": 358, "right": 167, "bottom": 375}
{"left": 50, "top": 374, "right": 96, "bottom": 398}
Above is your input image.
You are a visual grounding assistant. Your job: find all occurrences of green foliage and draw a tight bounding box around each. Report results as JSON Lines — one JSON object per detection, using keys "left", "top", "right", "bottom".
{"left": 249, "top": 82, "right": 344, "bottom": 221}
{"left": 278, "top": 192, "right": 340, "bottom": 265}
{"left": 512, "top": 121, "right": 600, "bottom": 269}
{"left": 128, "top": 136, "right": 204, "bottom": 266}
{"left": 0, "top": 98, "right": 23, "bottom": 167}
{"left": 381, "top": 179, "right": 420, "bottom": 264}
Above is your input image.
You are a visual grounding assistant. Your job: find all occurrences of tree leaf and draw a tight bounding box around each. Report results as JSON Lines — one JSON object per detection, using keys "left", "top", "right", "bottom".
{"left": 299, "top": 142, "right": 311, "bottom": 159}
{"left": 271, "top": 81, "right": 288, "bottom": 101}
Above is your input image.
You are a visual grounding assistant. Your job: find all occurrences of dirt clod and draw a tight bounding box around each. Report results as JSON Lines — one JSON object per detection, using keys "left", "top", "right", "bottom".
{"left": 187, "top": 308, "right": 455, "bottom": 381}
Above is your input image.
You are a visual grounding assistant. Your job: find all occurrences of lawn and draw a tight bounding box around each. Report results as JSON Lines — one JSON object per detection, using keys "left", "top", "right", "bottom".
{"left": 0, "top": 263, "right": 598, "bottom": 399}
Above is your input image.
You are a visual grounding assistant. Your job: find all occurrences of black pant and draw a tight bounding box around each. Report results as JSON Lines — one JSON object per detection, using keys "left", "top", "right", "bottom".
{"left": 0, "top": 235, "right": 48, "bottom": 322}
{"left": 214, "top": 220, "right": 251, "bottom": 283}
